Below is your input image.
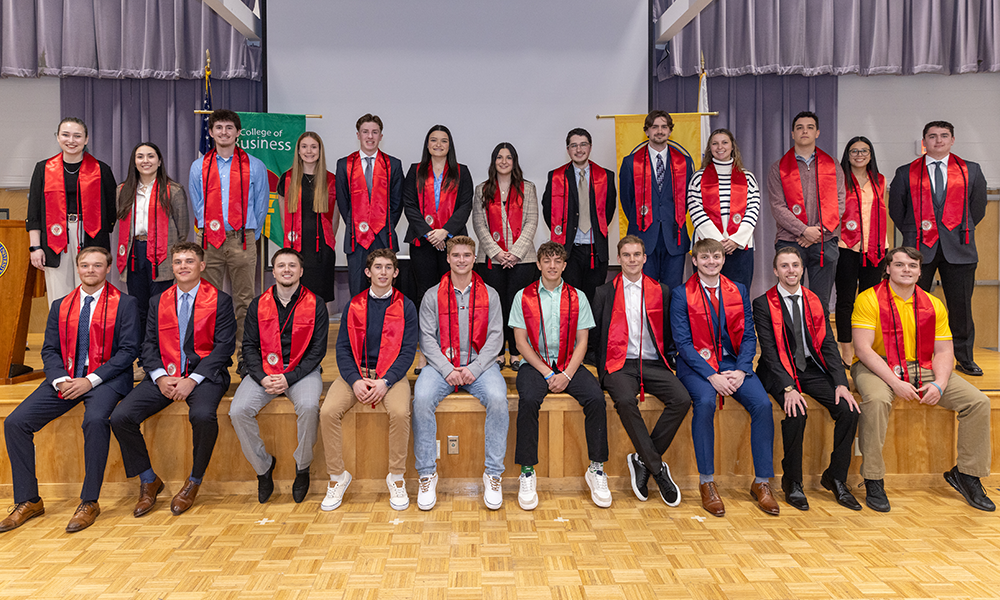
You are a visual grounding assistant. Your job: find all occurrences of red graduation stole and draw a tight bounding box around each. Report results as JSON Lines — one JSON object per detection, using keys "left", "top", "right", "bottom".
{"left": 347, "top": 288, "right": 406, "bottom": 379}
{"left": 632, "top": 143, "right": 688, "bottom": 244}
{"left": 549, "top": 162, "right": 609, "bottom": 244}
{"left": 764, "top": 285, "right": 829, "bottom": 391}
{"left": 486, "top": 181, "right": 523, "bottom": 252}
{"left": 281, "top": 170, "right": 336, "bottom": 253}
{"left": 43, "top": 153, "right": 102, "bottom": 255}
{"left": 348, "top": 151, "right": 390, "bottom": 251}
{"left": 58, "top": 282, "right": 121, "bottom": 376}
{"left": 684, "top": 274, "right": 744, "bottom": 371}
{"left": 117, "top": 181, "right": 170, "bottom": 274}
{"left": 202, "top": 147, "right": 251, "bottom": 248}
{"left": 157, "top": 281, "right": 219, "bottom": 377}
{"left": 438, "top": 272, "right": 490, "bottom": 368}
{"left": 840, "top": 173, "right": 886, "bottom": 266}
{"left": 419, "top": 163, "right": 460, "bottom": 234}
{"left": 605, "top": 274, "right": 668, "bottom": 402}
{"left": 258, "top": 285, "right": 317, "bottom": 375}
{"left": 875, "top": 280, "right": 936, "bottom": 385}
{"left": 779, "top": 148, "right": 840, "bottom": 233}
{"left": 907, "top": 155, "right": 969, "bottom": 249}
{"left": 521, "top": 280, "right": 579, "bottom": 372}
{"left": 700, "top": 161, "right": 748, "bottom": 238}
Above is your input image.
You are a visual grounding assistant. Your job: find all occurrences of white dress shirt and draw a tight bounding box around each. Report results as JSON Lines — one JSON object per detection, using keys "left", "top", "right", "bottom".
{"left": 134, "top": 182, "right": 152, "bottom": 236}
{"left": 622, "top": 276, "right": 659, "bottom": 360}
{"left": 52, "top": 286, "right": 106, "bottom": 390}
{"left": 925, "top": 153, "right": 951, "bottom": 191}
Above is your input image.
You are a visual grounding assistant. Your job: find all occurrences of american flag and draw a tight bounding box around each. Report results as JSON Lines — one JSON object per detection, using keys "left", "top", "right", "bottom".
{"left": 199, "top": 76, "right": 213, "bottom": 156}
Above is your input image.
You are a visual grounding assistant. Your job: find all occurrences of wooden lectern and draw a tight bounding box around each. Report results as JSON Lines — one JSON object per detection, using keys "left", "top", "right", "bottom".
{"left": 0, "top": 221, "right": 45, "bottom": 384}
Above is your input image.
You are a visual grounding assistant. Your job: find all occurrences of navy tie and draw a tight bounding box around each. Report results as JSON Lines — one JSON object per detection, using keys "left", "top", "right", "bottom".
{"left": 655, "top": 153, "right": 665, "bottom": 191}
{"left": 179, "top": 292, "right": 191, "bottom": 371}
{"left": 932, "top": 161, "right": 946, "bottom": 210}
{"left": 75, "top": 296, "right": 94, "bottom": 378}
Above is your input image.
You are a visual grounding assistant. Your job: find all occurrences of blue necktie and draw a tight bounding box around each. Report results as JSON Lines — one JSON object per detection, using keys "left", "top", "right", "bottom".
{"left": 655, "top": 153, "right": 665, "bottom": 191}
{"left": 179, "top": 292, "right": 191, "bottom": 371}
{"left": 75, "top": 296, "right": 94, "bottom": 378}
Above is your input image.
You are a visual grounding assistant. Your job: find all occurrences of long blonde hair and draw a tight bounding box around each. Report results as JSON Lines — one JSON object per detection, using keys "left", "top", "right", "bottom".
{"left": 288, "top": 131, "right": 329, "bottom": 213}
{"left": 703, "top": 128, "right": 745, "bottom": 173}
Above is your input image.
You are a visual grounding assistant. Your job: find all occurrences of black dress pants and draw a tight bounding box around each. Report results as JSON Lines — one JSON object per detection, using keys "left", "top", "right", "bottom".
{"left": 476, "top": 261, "right": 538, "bottom": 356}
{"left": 409, "top": 241, "right": 451, "bottom": 311}
{"left": 603, "top": 359, "right": 691, "bottom": 475}
{"left": 770, "top": 361, "right": 858, "bottom": 483}
{"left": 833, "top": 247, "right": 883, "bottom": 341}
{"left": 127, "top": 239, "right": 173, "bottom": 365}
{"left": 563, "top": 243, "right": 607, "bottom": 306}
{"left": 4, "top": 383, "right": 123, "bottom": 503}
{"left": 514, "top": 363, "right": 608, "bottom": 466}
{"left": 110, "top": 376, "right": 228, "bottom": 480}
{"left": 917, "top": 252, "right": 977, "bottom": 365}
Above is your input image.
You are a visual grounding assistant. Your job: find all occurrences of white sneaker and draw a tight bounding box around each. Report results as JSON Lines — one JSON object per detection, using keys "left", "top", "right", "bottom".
{"left": 518, "top": 472, "right": 538, "bottom": 510}
{"left": 320, "top": 471, "right": 352, "bottom": 511}
{"left": 417, "top": 473, "right": 438, "bottom": 511}
{"left": 386, "top": 474, "right": 409, "bottom": 511}
{"left": 483, "top": 473, "right": 503, "bottom": 510}
{"left": 586, "top": 466, "right": 613, "bottom": 508}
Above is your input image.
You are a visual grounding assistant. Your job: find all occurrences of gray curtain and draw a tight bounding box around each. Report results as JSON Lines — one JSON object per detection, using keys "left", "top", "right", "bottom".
{"left": 656, "top": 0, "right": 1000, "bottom": 78}
{"left": 654, "top": 73, "right": 839, "bottom": 297}
{"left": 1, "top": 0, "right": 260, "bottom": 79}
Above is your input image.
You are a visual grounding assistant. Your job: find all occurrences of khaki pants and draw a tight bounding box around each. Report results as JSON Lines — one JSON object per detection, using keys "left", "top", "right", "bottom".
{"left": 199, "top": 229, "right": 257, "bottom": 362}
{"left": 321, "top": 377, "right": 412, "bottom": 476}
{"left": 853, "top": 360, "right": 992, "bottom": 479}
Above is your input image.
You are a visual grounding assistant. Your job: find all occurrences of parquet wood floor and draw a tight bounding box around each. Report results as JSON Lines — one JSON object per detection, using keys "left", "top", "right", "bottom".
{"left": 2, "top": 484, "right": 999, "bottom": 600}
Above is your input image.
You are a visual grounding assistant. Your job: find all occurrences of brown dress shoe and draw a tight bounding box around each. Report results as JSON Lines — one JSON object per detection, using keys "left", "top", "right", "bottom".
{"left": 66, "top": 501, "right": 100, "bottom": 533}
{"left": 700, "top": 482, "right": 726, "bottom": 517}
{"left": 171, "top": 480, "right": 201, "bottom": 515}
{"left": 0, "top": 499, "right": 45, "bottom": 532}
{"left": 134, "top": 476, "right": 165, "bottom": 517}
{"left": 750, "top": 481, "right": 780, "bottom": 516}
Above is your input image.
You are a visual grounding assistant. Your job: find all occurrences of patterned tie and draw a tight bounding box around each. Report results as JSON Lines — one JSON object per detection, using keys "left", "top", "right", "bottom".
{"left": 75, "top": 296, "right": 94, "bottom": 378}
{"left": 179, "top": 292, "right": 191, "bottom": 372}
{"left": 655, "top": 153, "right": 666, "bottom": 191}
{"left": 932, "top": 161, "right": 945, "bottom": 210}
{"left": 364, "top": 156, "right": 374, "bottom": 197}
{"left": 789, "top": 294, "right": 807, "bottom": 371}
{"left": 577, "top": 169, "right": 591, "bottom": 236}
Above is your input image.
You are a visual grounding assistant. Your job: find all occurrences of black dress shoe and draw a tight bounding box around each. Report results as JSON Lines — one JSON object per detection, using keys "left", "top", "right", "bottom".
{"left": 292, "top": 467, "right": 311, "bottom": 503}
{"left": 781, "top": 477, "right": 809, "bottom": 511}
{"left": 626, "top": 453, "right": 650, "bottom": 501}
{"left": 821, "top": 470, "right": 862, "bottom": 511}
{"left": 863, "top": 479, "right": 890, "bottom": 512}
{"left": 944, "top": 466, "right": 996, "bottom": 511}
{"left": 258, "top": 456, "right": 276, "bottom": 504}
{"left": 955, "top": 361, "right": 983, "bottom": 376}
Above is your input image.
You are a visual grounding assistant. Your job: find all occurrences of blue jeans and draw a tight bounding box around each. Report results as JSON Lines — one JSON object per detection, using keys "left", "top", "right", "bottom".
{"left": 679, "top": 357, "right": 774, "bottom": 478}
{"left": 412, "top": 363, "right": 509, "bottom": 478}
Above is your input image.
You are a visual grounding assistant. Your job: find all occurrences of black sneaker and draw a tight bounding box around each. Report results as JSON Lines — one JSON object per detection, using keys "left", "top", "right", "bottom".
{"left": 652, "top": 462, "right": 680, "bottom": 507}
{"left": 944, "top": 466, "right": 996, "bottom": 512}
{"left": 863, "top": 478, "right": 890, "bottom": 512}
{"left": 258, "top": 456, "right": 276, "bottom": 504}
{"left": 292, "top": 467, "right": 311, "bottom": 503}
{"left": 627, "top": 453, "right": 650, "bottom": 501}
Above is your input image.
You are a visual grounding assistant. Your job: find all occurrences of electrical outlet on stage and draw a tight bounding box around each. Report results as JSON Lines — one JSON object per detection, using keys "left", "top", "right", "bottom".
{"left": 448, "top": 436, "right": 459, "bottom": 455}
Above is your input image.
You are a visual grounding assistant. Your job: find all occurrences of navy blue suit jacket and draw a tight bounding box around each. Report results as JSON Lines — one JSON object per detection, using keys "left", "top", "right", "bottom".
{"left": 41, "top": 288, "right": 140, "bottom": 397}
{"left": 335, "top": 152, "right": 405, "bottom": 254}
{"left": 619, "top": 144, "right": 694, "bottom": 255}
{"left": 669, "top": 280, "right": 756, "bottom": 380}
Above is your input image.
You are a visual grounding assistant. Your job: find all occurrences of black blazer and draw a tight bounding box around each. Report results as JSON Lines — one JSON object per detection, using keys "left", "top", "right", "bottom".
{"left": 542, "top": 163, "right": 617, "bottom": 262}
{"left": 751, "top": 288, "right": 847, "bottom": 398}
{"left": 41, "top": 288, "right": 140, "bottom": 397}
{"left": 335, "top": 152, "right": 405, "bottom": 254}
{"left": 402, "top": 162, "right": 474, "bottom": 243}
{"left": 591, "top": 278, "right": 674, "bottom": 383}
{"left": 888, "top": 157, "right": 987, "bottom": 265}
{"left": 143, "top": 283, "right": 236, "bottom": 386}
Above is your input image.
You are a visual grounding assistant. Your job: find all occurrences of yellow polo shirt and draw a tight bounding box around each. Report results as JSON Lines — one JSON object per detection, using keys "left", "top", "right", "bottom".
{"left": 851, "top": 285, "right": 951, "bottom": 361}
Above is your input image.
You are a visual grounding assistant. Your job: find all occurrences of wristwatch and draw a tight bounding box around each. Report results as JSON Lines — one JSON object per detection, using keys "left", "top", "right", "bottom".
{"left": 29, "top": 245, "right": 42, "bottom": 252}
{"left": 783, "top": 385, "right": 795, "bottom": 393}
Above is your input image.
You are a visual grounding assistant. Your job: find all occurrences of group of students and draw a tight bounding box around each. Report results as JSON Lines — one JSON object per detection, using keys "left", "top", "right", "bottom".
{"left": 2, "top": 108, "right": 993, "bottom": 534}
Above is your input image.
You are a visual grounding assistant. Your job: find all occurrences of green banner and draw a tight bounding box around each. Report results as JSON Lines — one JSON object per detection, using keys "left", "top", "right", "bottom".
{"left": 235, "top": 112, "right": 306, "bottom": 246}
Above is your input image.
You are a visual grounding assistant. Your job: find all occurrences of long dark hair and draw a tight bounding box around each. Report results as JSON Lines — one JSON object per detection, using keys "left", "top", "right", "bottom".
{"left": 481, "top": 142, "right": 524, "bottom": 209}
{"left": 840, "top": 136, "right": 880, "bottom": 195}
{"left": 117, "top": 142, "right": 173, "bottom": 220}
{"left": 416, "top": 124, "right": 458, "bottom": 191}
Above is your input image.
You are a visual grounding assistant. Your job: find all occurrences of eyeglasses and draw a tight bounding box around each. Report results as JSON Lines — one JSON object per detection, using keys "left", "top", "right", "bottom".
{"left": 568, "top": 142, "right": 591, "bottom": 150}
{"left": 849, "top": 148, "right": 871, "bottom": 156}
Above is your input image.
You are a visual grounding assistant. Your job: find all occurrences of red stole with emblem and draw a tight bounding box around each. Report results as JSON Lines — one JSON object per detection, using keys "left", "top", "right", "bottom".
{"left": 684, "top": 274, "right": 744, "bottom": 371}
{"left": 764, "top": 285, "right": 828, "bottom": 391}
{"left": 202, "top": 147, "right": 251, "bottom": 248}
{"left": 875, "top": 281, "right": 936, "bottom": 385}
{"left": 117, "top": 181, "right": 170, "bottom": 274}
{"left": 486, "top": 181, "right": 523, "bottom": 252}
{"left": 700, "top": 161, "right": 748, "bottom": 238}
{"left": 258, "top": 286, "right": 317, "bottom": 375}
{"left": 437, "top": 272, "right": 490, "bottom": 368}
{"left": 58, "top": 283, "right": 121, "bottom": 376}
{"left": 632, "top": 144, "right": 688, "bottom": 244}
{"left": 521, "top": 280, "right": 579, "bottom": 372}
{"left": 549, "top": 162, "right": 609, "bottom": 244}
{"left": 349, "top": 152, "right": 390, "bottom": 251}
{"left": 44, "top": 153, "right": 103, "bottom": 255}
{"left": 418, "top": 163, "right": 460, "bottom": 237}
{"left": 907, "top": 155, "right": 969, "bottom": 248}
{"left": 779, "top": 148, "right": 840, "bottom": 233}
{"left": 347, "top": 289, "right": 406, "bottom": 379}
{"left": 281, "top": 170, "right": 336, "bottom": 252}
{"left": 840, "top": 173, "right": 886, "bottom": 266}
{"left": 157, "top": 281, "right": 219, "bottom": 376}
